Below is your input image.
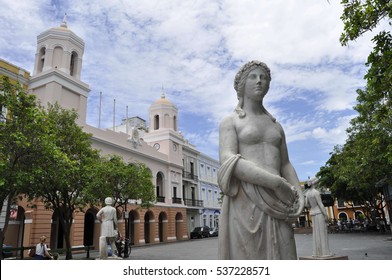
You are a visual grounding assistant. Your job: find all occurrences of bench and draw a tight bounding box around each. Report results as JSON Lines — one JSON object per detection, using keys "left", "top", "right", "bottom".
{"left": 1, "top": 245, "right": 94, "bottom": 259}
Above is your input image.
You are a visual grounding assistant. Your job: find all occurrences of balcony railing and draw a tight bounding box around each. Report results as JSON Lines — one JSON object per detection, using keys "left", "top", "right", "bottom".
{"left": 172, "top": 197, "right": 182, "bottom": 204}
{"left": 156, "top": 196, "right": 165, "bottom": 203}
{"left": 183, "top": 171, "right": 198, "bottom": 182}
{"left": 183, "top": 198, "right": 203, "bottom": 207}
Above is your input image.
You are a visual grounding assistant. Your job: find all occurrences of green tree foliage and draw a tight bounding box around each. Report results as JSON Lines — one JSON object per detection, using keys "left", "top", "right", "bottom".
{"left": 86, "top": 154, "right": 155, "bottom": 214}
{"left": 0, "top": 77, "right": 47, "bottom": 257}
{"left": 318, "top": 1, "right": 392, "bottom": 218}
{"left": 341, "top": 0, "right": 392, "bottom": 195}
{"left": 341, "top": 0, "right": 392, "bottom": 144}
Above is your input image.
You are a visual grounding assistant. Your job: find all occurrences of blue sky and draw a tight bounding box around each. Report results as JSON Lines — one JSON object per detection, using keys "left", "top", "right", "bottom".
{"left": 0, "top": 0, "right": 382, "bottom": 181}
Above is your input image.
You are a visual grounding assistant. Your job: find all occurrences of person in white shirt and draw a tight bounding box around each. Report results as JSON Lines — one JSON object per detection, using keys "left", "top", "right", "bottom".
{"left": 33, "top": 235, "right": 53, "bottom": 260}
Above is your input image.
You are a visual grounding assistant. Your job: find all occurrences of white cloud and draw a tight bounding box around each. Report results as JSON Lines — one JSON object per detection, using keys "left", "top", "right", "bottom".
{"left": 312, "top": 114, "right": 356, "bottom": 146}
{"left": 300, "top": 160, "right": 317, "bottom": 166}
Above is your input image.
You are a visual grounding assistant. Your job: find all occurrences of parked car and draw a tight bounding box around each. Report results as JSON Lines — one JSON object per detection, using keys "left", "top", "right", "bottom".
{"left": 209, "top": 227, "right": 219, "bottom": 237}
{"left": 190, "top": 226, "right": 210, "bottom": 239}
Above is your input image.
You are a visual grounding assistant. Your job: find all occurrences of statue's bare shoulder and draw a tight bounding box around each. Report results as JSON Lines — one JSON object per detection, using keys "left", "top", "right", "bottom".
{"left": 220, "top": 113, "right": 239, "bottom": 133}
{"left": 219, "top": 113, "right": 239, "bottom": 161}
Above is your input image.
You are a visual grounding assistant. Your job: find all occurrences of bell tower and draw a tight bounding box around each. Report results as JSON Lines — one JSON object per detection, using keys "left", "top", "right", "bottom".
{"left": 143, "top": 92, "right": 184, "bottom": 158}
{"left": 149, "top": 93, "right": 178, "bottom": 132}
{"left": 28, "top": 15, "right": 90, "bottom": 124}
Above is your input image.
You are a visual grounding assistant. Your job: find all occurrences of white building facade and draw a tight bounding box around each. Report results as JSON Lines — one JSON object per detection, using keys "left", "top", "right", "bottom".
{"left": 198, "top": 154, "right": 221, "bottom": 229}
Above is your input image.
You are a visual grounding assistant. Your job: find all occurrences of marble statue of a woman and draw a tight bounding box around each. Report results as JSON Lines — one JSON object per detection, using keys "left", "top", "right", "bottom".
{"left": 218, "top": 60, "right": 304, "bottom": 259}
{"left": 305, "top": 184, "right": 333, "bottom": 258}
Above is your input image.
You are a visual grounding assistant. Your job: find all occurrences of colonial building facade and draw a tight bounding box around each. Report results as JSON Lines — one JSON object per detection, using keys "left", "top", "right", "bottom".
{"left": 1, "top": 19, "right": 221, "bottom": 257}
{"left": 198, "top": 154, "right": 220, "bottom": 229}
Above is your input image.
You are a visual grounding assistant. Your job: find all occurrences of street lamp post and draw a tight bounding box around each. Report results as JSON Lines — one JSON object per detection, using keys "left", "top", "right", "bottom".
{"left": 123, "top": 206, "right": 130, "bottom": 258}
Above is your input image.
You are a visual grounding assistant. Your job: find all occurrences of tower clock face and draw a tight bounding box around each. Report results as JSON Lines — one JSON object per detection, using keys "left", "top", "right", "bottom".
{"left": 153, "top": 143, "right": 160, "bottom": 150}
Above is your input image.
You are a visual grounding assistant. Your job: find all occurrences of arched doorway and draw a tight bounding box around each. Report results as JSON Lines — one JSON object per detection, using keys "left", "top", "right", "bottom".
{"left": 70, "top": 51, "right": 78, "bottom": 76}
{"left": 175, "top": 213, "right": 183, "bottom": 240}
{"left": 156, "top": 172, "right": 165, "bottom": 203}
{"left": 37, "top": 47, "right": 45, "bottom": 72}
{"left": 154, "top": 115, "right": 159, "bottom": 130}
{"left": 158, "top": 212, "right": 168, "bottom": 242}
{"left": 129, "top": 210, "right": 140, "bottom": 245}
{"left": 50, "top": 210, "right": 64, "bottom": 249}
{"left": 144, "top": 211, "right": 155, "bottom": 244}
{"left": 173, "top": 115, "right": 177, "bottom": 131}
{"left": 83, "top": 209, "right": 96, "bottom": 247}
{"left": 4, "top": 205, "right": 25, "bottom": 257}
{"left": 355, "top": 211, "right": 364, "bottom": 220}
{"left": 338, "top": 212, "right": 348, "bottom": 221}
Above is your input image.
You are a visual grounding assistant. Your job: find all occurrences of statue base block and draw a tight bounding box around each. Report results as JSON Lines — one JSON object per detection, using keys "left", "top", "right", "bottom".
{"left": 299, "top": 255, "right": 348, "bottom": 260}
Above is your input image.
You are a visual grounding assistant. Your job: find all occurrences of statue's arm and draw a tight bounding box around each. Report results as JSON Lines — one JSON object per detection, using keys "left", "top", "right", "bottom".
{"left": 315, "top": 191, "right": 329, "bottom": 221}
{"left": 277, "top": 122, "right": 305, "bottom": 210}
{"left": 277, "top": 122, "right": 300, "bottom": 187}
{"left": 219, "top": 116, "right": 281, "bottom": 190}
{"left": 96, "top": 209, "right": 103, "bottom": 222}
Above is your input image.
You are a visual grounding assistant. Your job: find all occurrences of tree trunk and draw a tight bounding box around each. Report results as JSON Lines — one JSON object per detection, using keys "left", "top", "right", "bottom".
{"left": 60, "top": 211, "right": 74, "bottom": 260}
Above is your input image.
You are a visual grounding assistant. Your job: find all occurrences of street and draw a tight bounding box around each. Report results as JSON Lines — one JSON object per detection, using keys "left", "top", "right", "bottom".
{"left": 71, "top": 232, "right": 392, "bottom": 260}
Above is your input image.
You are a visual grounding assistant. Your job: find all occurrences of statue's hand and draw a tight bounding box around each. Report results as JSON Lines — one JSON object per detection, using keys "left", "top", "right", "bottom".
{"left": 275, "top": 177, "right": 296, "bottom": 206}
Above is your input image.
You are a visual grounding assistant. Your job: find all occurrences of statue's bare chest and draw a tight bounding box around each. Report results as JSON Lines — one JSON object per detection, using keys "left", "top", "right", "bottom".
{"left": 236, "top": 117, "right": 282, "bottom": 146}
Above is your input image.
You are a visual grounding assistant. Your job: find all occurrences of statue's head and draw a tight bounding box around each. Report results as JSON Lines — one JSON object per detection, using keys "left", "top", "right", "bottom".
{"left": 234, "top": 60, "right": 271, "bottom": 96}
{"left": 233, "top": 60, "right": 274, "bottom": 121}
{"left": 104, "top": 197, "right": 113, "bottom": 206}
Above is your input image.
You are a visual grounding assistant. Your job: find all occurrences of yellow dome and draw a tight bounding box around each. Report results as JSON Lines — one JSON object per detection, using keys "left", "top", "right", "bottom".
{"left": 50, "top": 26, "right": 70, "bottom": 31}
{"left": 154, "top": 93, "right": 173, "bottom": 105}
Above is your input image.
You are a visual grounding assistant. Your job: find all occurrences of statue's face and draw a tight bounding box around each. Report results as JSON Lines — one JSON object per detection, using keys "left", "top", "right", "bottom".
{"left": 244, "top": 67, "right": 270, "bottom": 101}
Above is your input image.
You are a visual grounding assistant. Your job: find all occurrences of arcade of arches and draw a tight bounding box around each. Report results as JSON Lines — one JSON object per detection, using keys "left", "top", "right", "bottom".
{"left": 338, "top": 210, "right": 364, "bottom": 221}
{"left": 4, "top": 201, "right": 187, "bottom": 257}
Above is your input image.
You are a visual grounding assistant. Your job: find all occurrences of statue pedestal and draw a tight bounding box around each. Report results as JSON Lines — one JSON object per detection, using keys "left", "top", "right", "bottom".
{"left": 299, "top": 255, "right": 348, "bottom": 260}
{"left": 99, "top": 236, "right": 107, "bottom": 259}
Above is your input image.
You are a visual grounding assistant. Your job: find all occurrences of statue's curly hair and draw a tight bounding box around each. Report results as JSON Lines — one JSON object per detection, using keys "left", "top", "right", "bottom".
{"left": 233, "top": 60, "right": 275, "bottom": 121}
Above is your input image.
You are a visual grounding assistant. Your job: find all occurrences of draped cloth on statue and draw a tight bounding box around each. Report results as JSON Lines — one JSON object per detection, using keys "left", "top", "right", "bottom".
{"left": 310, "top": 209, "right": 332, "bottom": 257}
{"left": 218, "top": 154, "right": 301, "bottom": 260}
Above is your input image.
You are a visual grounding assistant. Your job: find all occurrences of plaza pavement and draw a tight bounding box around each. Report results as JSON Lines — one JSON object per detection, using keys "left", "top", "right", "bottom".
{"left": 67, "top": 231, "right": 392, "bottom": 260}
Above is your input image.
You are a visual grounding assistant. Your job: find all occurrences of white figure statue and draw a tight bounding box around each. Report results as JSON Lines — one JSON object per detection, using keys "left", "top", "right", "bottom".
{"left": 128, "top": 127, "right": 142, "bottom": 149}
{"left": 97, "top": 197, "right": 118, "bottom": 259}
{"left": 218, "top": 60, "right": 304, "bottom": 259}
{"left": 305, "top": 184, "right": 333, "bottom": 258}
